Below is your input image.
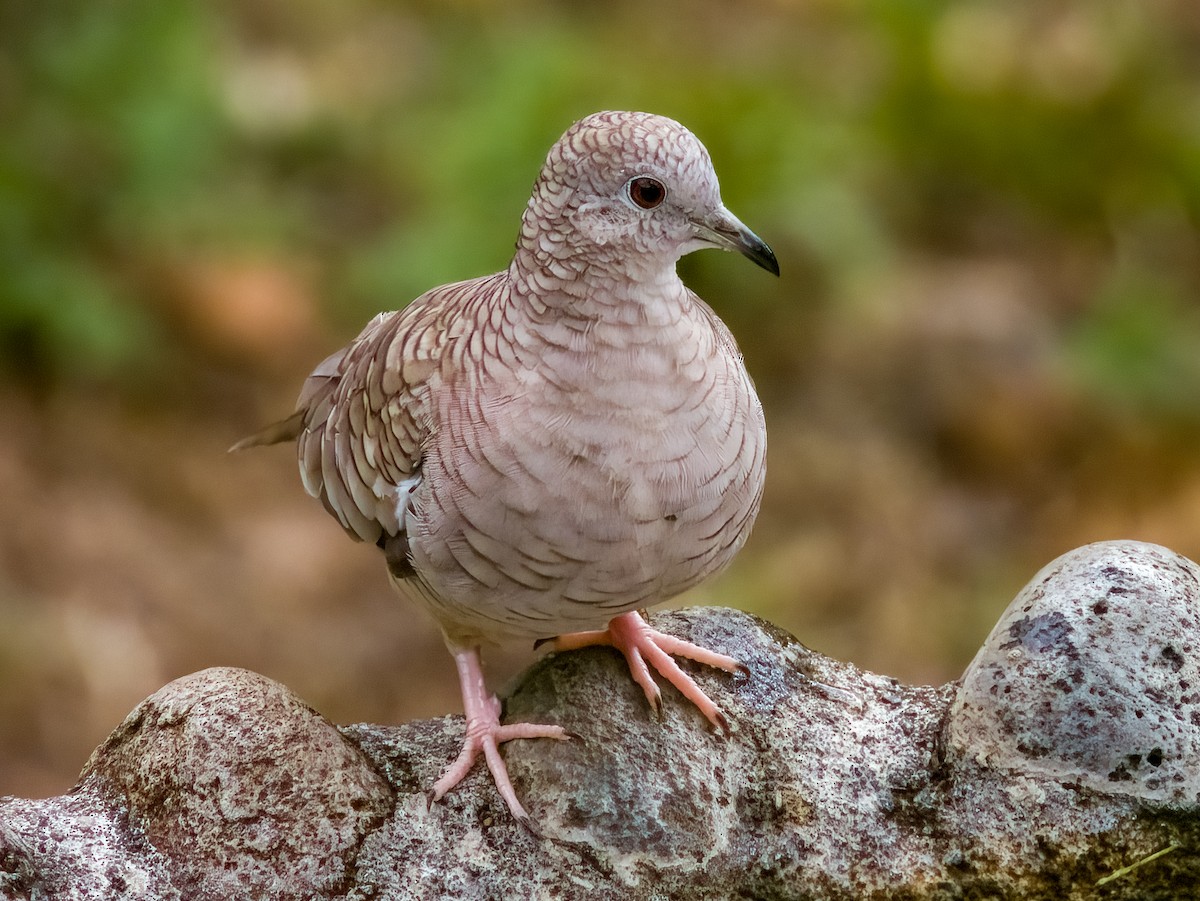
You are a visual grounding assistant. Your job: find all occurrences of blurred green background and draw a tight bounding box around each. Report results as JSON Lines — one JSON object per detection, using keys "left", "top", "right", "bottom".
{"left": 3, "top": 0, "right": 1200, "bottom": 798}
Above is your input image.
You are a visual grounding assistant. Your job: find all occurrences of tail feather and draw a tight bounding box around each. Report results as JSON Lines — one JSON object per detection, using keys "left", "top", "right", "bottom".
{"left": 228, "top": 410, "right": 306, "bottom": 452}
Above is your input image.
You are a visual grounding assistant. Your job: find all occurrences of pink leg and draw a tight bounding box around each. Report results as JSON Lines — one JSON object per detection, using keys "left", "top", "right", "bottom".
{"left": 431, "top": 644, "right": 568, "bottom": 824}
{"left": 552, "top": 611, "right": 740, "bottom": 730}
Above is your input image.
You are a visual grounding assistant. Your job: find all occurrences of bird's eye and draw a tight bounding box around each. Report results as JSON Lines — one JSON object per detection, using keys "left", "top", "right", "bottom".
{"left": 627, "top": 176, "right": 666, "bottom": 210}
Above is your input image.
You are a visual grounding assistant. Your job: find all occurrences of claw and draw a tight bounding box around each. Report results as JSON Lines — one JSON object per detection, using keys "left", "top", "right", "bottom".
{"left": 648, "top": 690, "right": 663, "bottom": 719}
{"left": 516, "top": 812, "right": 541, "bottom": 838}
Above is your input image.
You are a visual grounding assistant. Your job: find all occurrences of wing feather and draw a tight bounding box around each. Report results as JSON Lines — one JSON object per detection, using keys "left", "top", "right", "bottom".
{"left": 278, "top": 272, "right": 507, "bottom": 545}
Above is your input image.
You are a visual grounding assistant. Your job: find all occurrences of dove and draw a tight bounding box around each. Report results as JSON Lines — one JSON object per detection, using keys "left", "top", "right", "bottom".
{"left": 233, "top": 110, "right": 777, "bottom": 825}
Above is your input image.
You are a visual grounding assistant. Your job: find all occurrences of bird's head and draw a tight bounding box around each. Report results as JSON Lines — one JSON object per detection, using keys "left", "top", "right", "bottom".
{"left": 518, "top": 111, "right": 778, "bottom": 284}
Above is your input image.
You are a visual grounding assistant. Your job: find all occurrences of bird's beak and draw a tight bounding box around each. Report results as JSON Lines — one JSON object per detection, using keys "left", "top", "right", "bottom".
{"left": 691, "top": 207, "right": 780, "bottom": 276}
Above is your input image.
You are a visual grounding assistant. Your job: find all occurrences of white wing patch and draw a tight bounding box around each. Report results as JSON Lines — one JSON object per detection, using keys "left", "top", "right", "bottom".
{"left": 393, "top": 472, "right": 422, "bottom": 534}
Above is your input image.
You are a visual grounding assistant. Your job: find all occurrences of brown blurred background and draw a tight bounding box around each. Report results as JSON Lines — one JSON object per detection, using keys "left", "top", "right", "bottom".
{"left": 3, "top": 0, "right": 1200, "bottom": 799}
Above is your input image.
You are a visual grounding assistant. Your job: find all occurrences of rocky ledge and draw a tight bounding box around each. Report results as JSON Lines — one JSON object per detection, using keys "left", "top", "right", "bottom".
{"left": 2, "top": 540, "right": 1198, "bottom": 899}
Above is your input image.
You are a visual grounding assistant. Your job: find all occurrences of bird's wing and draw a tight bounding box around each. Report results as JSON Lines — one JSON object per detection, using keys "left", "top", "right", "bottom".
{"left": 236, "top": 271, "right": 507, "bottom": 545}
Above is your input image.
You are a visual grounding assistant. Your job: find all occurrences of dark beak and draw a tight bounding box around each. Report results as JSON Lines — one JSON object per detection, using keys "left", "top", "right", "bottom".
{"left": 692, "top": 207, "right": 780, "bottom": 277}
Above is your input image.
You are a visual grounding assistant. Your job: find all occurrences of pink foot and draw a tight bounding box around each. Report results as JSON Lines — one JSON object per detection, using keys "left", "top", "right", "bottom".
{"left": 551, "top": 611, "right": 740, "bottom": 730}
{"left": 432, "top": 644, "right": 568, "bottom": 824}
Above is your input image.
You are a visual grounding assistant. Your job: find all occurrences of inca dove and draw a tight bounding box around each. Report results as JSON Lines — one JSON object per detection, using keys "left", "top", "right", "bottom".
{"left": 234, "top": 110, "right": 778, "bottom": 825}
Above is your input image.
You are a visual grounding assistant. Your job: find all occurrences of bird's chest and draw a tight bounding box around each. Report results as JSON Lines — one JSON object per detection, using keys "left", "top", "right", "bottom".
{"left": 431, "top": 329, "right": 753, "bottom": 530}
{"left": 525, "top": 344, "right": 726, "bottom": 506}
{"left": 410, "top": 319, "right": 764, "bottom": 628}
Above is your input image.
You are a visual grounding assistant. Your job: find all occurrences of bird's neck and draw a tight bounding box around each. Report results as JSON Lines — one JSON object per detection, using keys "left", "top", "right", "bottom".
{"left": 507, "top": 242, "right": 686, "bottom": 326}
{"left": 502, "top": 258, "right": 702, "bottom": 379}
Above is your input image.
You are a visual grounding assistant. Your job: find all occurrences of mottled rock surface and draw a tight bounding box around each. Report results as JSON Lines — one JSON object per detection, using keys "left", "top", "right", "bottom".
{"left": 3, "top": 541, "right": 1199, "bottom": 899}
{"left": 950, "top": 541, "right": 1200, "bottom": 803}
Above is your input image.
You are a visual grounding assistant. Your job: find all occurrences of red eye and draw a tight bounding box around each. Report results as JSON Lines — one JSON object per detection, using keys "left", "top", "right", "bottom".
{"left": 627, "top": 176, "right": 666, "bottom": 210}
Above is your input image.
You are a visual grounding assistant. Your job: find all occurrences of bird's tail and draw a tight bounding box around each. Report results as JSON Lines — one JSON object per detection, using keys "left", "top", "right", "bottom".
{"left": 228, "top": 410, "right": 306, "bottom": 452}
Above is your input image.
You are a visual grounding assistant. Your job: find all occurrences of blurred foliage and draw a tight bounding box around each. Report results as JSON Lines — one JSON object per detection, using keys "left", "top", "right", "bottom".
{"left": 1, "top": 2, "right": 215, "bottom": 381}
{"left": 3, "top": 0, "right": 1197, "bottom": 401}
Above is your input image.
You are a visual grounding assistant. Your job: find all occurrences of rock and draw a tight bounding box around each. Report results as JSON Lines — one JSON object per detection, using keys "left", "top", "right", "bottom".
{"left": 1, "top": 668, "right": 393, "bottom": 900}
{"left": 3, "top": 541, "right": 1199, "bottom": 899}
{"left": 949, "top": 539, "right": 1200, "bottom": 803}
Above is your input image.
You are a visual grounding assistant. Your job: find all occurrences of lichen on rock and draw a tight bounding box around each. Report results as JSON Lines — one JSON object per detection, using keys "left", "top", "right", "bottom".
{"left": 949, "top": 540, "right": 1200, "bottom": 803}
